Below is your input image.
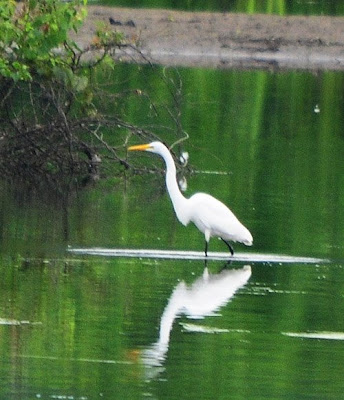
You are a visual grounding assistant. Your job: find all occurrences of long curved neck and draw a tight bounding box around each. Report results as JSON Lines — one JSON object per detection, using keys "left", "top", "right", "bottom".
{"left": 160, "top": 147, "right": 189, "bottom": 226}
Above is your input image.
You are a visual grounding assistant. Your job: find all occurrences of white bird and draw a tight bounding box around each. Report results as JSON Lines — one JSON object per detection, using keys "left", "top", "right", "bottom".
{"left": 128, "top": 141, "right": 253, "bottom": 256}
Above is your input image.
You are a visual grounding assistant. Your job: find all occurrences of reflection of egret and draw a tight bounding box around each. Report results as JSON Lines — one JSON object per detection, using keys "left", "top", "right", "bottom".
{"left": 141, "top": 265, "right": 252, "bottom": 377}
{"left": 128, "top": 142, "right": 253, "bottom": 256}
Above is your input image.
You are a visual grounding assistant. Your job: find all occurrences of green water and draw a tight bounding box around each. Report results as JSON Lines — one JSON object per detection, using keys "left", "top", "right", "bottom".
{"left": 92, "top": 0, "right": 344, "bottom": 16}
{"left": 1, "top": 66, "right": 344, "bottom": 399}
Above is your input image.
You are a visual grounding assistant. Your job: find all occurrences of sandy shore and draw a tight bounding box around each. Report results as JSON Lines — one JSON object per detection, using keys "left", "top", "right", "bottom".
{"left": 74, "top": 6, "right": 344, "bottom": 71}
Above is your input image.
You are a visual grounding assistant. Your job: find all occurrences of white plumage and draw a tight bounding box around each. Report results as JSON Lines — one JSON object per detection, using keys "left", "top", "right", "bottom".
{"left": 128, "top": 141, "right": 253, "bottom": 256}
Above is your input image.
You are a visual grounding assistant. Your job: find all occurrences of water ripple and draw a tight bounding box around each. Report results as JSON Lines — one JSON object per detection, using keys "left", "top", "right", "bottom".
{"left": 68, "top": 247, "right": 329, "bottom": 264}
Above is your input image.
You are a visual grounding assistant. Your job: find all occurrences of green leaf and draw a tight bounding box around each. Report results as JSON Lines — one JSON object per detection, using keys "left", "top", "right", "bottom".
{"left": 71, "top": 75, "right": 89, "bottom": 92}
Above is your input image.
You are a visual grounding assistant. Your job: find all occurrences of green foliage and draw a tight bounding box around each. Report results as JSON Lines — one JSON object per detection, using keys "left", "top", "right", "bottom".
{"left": 0, "top": 0, "right": 87, "bottom": 81}
{"left": 0, "top": 0, "right": 130, "bottom": 179}
{"left": 95, "top": 21, "right": 124, "bottom": 48}
{"left": 0, "top": 0, "right": 167, "bottom": 179}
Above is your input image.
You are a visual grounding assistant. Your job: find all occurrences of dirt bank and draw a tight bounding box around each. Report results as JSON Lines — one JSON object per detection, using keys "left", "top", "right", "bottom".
{"left": 75, "top": 6, "right": 344, "bottom": 71}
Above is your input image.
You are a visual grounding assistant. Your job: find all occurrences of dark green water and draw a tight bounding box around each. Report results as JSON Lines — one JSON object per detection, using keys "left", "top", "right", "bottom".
{"left": 92, "top": 0, "right": 344, "bottom": 16}
{"left": 1, "top": 66, "right": 344, "bottom": 399}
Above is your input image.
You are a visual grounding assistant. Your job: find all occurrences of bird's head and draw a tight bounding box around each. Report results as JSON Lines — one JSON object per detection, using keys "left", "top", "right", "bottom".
{"left": 128, "top": 141, "right": 166, "bottom": 155}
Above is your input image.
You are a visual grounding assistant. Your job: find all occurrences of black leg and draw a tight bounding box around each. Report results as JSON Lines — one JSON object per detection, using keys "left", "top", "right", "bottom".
{"left": 204, "top": 240, "right": 208, "bottom": 257}
{"left": 221, "top": 238, "right": 234, "bottom": 256}
{"left": 204, "top": 241, "right": 209, "bottom": 266}
{"left": 219, "top": 259, "right": 233, "bottom": 272}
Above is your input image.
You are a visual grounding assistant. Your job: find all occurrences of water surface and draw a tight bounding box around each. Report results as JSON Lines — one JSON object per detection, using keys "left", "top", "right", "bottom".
{"left": 92, "top": 0, "right": 344, "bottom": 16}
{"left": 0, "top": 256, "right": 343, "bottom": 399}
{"left": 0, "top": 66, "right": 344, "bottom": 399}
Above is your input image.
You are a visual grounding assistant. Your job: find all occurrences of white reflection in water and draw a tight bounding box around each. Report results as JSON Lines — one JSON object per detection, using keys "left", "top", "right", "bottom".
{"left": 0, "top": 318, "right": 42, "bottom": 326}
{"left": 141, "top": 265, "right": 251, "bottom": 379}
{"left": 69, "top": 247, "right": 328, "bottom": 264}
{"left": 283, "top": 331, "right": 344, "bottom": 341}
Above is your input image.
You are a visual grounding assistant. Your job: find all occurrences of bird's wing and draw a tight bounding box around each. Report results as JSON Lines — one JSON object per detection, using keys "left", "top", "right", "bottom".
{"left": 189, "top": 193, "right": 251, "bottom": 243}
{"left": 189, "top": 193, "right": 238, "bottom": 228}
{"left": 190, "top": 193, "right": 238, "bottom": 220}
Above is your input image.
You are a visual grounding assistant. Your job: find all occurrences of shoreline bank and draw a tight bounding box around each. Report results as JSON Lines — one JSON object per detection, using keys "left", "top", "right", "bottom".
{"left": 74, "top": 6, "right": 344, "bottom": 71}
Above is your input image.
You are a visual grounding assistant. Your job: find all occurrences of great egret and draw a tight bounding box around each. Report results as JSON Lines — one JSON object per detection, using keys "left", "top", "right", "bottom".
{"left": 128, "top": 141, "right": 253, "bottom": 256}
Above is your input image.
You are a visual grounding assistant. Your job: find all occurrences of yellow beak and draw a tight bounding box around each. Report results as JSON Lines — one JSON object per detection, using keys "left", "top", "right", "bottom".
{"left": 128, "top": 143, "right": 152, "bottom": 151}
